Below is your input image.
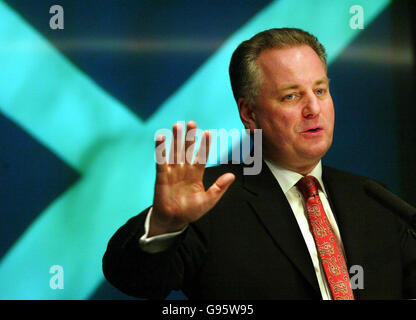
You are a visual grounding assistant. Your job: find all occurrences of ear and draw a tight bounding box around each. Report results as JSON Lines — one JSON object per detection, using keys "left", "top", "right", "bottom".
{"left": 237, "top": 97, "right": 258, "bottom": 133}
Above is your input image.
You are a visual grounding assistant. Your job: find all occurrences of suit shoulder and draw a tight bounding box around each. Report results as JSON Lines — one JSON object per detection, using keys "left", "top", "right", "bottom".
{"left": 323, "top": 165, "right": 385, "bottom": 187}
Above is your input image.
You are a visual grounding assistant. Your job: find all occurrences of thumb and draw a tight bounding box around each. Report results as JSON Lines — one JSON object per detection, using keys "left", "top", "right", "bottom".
{"left": 206, "top": 173, "right": 235, "bottom": 204}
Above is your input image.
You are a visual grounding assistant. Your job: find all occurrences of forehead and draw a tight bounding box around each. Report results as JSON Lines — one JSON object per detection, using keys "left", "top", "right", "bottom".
{"left": 256, "top": 45, "right": 327, "bottom": 89}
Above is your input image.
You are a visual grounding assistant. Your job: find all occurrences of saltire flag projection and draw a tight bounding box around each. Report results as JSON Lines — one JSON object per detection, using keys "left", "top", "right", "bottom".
{"left": 0, "top": 0, "right": 391, "bottom": 299}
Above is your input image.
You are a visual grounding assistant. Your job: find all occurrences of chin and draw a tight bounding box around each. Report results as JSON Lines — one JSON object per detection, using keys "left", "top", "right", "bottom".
{"left": 302, "top": 143, "right": 332, "bottom": 160}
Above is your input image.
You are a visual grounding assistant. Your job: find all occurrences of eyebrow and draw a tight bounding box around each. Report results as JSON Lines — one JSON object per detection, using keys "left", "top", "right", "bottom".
{"left": 315, "top": 77, "right": 331, "bottom": 86}
{"left": 278, "top": 77, "right": 331, "bottom": 91}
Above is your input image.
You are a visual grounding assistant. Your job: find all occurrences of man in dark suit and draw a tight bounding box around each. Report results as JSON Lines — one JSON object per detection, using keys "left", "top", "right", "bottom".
{"left": 102, "top": 28, "right": 416, "bottom": 299}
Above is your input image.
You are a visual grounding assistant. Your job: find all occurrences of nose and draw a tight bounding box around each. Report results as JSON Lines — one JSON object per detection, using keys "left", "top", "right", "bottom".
{"left": 302, "top": 91, "right": 321, "bottom": 119}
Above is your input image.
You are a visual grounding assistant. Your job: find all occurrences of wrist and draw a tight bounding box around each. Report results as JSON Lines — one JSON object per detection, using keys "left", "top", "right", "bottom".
{"left": 148, "top": 211, "right": 188, "bottom": 237}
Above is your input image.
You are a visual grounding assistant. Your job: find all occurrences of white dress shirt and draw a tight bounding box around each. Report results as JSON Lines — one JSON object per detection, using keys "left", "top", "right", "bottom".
{"left": 139, "top": 160, "right": 346, "bottom": 300}
{"left": 264, "top": 160, "right": 345, "bottom": 300}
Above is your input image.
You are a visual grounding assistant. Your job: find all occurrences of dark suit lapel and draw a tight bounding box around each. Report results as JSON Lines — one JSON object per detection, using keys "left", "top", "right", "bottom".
{"left": 243, "top": 162, "right": 321, "bottom": 295}
{"left": 322, "top": 166, "right": 369, "bottom": 299}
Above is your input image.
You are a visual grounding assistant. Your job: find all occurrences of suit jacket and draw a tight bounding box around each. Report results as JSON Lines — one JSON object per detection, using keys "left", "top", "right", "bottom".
{"left": 102, "top": 162, "right": 416, "bottom": 299}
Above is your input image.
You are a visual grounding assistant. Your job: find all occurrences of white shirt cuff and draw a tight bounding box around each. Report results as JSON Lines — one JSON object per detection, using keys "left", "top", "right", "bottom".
{"left": 139, "top": 207, "right": 187, "bottom": 254}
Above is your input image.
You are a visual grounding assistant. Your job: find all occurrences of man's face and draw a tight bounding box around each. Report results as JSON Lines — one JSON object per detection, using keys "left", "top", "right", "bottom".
{"left": 245, "top": 45, "right": 335, "bottom": 174}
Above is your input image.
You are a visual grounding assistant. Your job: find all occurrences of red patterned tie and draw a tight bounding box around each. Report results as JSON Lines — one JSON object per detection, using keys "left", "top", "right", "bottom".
{"left": 296, "top": 176, "right": 354, "bottom": 300}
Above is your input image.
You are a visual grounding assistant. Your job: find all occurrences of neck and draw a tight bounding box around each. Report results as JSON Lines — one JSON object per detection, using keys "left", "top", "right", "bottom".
{"left": 265, "top": 156, "right": 320, "bottom": 176}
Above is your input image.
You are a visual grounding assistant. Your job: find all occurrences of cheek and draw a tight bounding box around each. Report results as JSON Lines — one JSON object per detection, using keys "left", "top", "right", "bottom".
{"left": 324, "top": 99, "right": 335, "bottom": 122}
{"left": 277, "top": 112, "right": 299, "bottom": 136}
{"left": 255, "top": 105, "right": 298, "bottom": 140}
{"left": 326, "top": 107, "right": 335, "bottom": 134}
{"left": 265, "top": 113, "right": 298, "bottom": 144}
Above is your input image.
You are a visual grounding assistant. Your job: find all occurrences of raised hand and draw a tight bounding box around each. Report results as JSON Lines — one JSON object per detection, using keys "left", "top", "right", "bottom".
{"left": 149, "top": 121, "right": 235, "bottom": 237}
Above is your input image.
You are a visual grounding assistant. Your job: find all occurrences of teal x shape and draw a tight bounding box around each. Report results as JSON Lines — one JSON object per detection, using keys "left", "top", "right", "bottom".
{"left": 0, "top": 0, "right": 390, "bottom": 299}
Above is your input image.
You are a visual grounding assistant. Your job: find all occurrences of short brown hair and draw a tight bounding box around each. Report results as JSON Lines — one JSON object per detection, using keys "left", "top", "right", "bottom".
{"left": 229, "top": 28, "right": 327, "bottom": 105}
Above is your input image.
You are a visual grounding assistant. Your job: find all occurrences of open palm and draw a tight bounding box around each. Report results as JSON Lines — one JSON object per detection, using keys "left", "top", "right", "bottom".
{"left": 150, "top": 121, "right": 235, "bottom": 237}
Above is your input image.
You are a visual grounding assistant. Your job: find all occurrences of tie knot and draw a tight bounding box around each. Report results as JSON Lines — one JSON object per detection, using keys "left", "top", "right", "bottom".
{"left": 296, "top": 176, "right": 320, "bottom": 199}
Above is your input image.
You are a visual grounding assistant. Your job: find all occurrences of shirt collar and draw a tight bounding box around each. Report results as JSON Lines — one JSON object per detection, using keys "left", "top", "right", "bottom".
{"left": 264, "top": 159, "right": 327, "bottom": 196}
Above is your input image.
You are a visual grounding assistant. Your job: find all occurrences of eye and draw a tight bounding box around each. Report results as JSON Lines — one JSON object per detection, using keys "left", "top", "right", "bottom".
{"left": 282, "top": 93, "right": 296, "bottom": 101}
{"left": 316, "top": 88, "right": 326, "bottom": 95}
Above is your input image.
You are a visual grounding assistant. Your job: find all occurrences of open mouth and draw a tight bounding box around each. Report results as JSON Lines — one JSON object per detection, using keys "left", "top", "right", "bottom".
{"left": 300, "top": 127, "right": 324, "bottom": 137}
{"left": 303, "top": 127, "right": 322, "bottom": 133}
